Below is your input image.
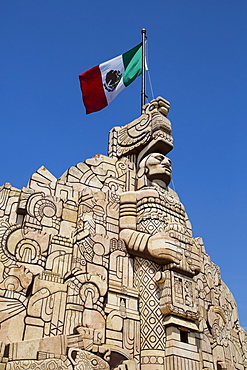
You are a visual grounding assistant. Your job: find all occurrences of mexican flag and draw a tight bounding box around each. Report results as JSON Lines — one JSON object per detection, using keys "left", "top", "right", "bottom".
{"left": 79, "top": 43, "right": 142, "bottom": 114}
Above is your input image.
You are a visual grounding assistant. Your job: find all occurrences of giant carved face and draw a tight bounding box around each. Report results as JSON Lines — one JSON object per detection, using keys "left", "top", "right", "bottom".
{"left": 144, "top": 153, "right": 172, "bottom": 185}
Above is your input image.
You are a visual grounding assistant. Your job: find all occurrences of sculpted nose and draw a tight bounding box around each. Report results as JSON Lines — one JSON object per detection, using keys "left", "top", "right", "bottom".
{"left": 162, "top": 157, "right": 171, "bottom": 166}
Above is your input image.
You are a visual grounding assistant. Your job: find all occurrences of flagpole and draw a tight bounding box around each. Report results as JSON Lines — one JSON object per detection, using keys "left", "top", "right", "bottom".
{"left": 141, "top": 28, "right": 147, "bottom": 113}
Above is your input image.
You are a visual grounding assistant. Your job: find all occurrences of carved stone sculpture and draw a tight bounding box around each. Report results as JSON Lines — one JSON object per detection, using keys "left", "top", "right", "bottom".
{"left": 0, "top": 97, "right": 246, "bottom": 370}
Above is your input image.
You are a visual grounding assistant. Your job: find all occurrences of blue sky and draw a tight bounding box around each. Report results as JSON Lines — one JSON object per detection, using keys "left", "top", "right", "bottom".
{"left": 1, "top": 1, "right": 247, "bottom": 328}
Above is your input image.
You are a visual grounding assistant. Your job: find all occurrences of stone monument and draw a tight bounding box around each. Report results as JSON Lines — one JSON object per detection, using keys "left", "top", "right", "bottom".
{"left": 0, "top": 97, "right": 246, "bottom": 369}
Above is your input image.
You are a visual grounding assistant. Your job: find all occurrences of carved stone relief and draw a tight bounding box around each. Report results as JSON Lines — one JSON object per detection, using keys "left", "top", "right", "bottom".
{"left": 0, "top": 97, "right": 246, "bottom": 369}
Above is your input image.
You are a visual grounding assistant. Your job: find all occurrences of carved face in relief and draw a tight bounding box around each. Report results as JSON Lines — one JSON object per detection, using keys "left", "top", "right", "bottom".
{"left": 139, "top": 153, "right": 171, "bottom": 187}
{"left": 145, "top": 154, "right": 172, "bottom": 183}
{"left": 137, "top": 153, "right": 172, "bottom": 189}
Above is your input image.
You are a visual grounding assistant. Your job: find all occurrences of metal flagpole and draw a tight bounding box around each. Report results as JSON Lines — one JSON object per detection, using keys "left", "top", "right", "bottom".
{"left": 141, "top": 28, "right": 147, "bottom": 113}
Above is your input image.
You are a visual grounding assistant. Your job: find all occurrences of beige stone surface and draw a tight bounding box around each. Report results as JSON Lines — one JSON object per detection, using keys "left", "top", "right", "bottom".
{"left": 0, "top": 97, "right": 246, "bottom": 369}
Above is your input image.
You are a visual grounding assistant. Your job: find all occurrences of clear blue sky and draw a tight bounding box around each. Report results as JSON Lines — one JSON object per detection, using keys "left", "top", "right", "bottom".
{"left": 1, "top": 1, "right": 247, "bottom": 328}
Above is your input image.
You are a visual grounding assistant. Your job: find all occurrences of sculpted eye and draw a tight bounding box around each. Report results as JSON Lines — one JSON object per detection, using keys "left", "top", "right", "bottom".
{"left": 155, "top": 155, "right": 164, "bottom": 161}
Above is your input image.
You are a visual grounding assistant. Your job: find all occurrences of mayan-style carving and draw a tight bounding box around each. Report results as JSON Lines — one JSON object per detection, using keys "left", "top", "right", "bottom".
{"left": 0, "top": 96, "right": 246, "bottom": 370}
{"left": 108, "top": 97, "right": 173, "bottom": 163}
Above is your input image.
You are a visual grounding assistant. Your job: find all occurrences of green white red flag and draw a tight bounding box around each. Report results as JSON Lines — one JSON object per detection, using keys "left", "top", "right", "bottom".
{"left": 79, "top": 43, "right": 142, "bottom": 114}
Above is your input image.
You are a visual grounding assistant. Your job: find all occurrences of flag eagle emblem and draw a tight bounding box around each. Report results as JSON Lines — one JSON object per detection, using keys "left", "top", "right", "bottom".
{"left": 104, "top": 70, "right": 122, "bottom": 92}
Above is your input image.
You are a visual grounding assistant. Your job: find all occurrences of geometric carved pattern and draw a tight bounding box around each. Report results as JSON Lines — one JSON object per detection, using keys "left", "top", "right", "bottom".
{"left": 138, "top": 218, "right": 165, "bottom": 235}
{"left": 134, "top": 257, "right": 166, "bottom": 350}
{"left": 6, "top": 359, "right": 71, "bottom": 370}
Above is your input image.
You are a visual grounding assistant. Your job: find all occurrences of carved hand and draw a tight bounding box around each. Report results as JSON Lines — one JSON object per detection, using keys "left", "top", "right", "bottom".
{"left": 120, "top": 229, "right": 182, "bottom": 265}
{"left": 147, "top": 232, "right": 182, "bottom": 264}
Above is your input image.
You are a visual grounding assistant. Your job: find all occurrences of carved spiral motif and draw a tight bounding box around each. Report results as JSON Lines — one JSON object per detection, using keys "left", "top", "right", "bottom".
{"left": 15, "top": 238, "right": 40, "bottom": 263}
{"left": 80, "top": 282, "right": 100, "bottom": 305}
{"left": 34, "top": 199, "right": 57, "bottom": 220}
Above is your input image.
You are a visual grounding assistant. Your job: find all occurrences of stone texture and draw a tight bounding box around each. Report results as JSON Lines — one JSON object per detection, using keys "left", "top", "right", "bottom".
{"left": 0, "top": 97, "right": 246, "bottom": 369}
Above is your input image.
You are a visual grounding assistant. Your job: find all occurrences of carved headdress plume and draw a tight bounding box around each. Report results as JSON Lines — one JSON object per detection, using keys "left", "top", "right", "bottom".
{"left": 108, "top": 97, "right": 174, "bottom": 167}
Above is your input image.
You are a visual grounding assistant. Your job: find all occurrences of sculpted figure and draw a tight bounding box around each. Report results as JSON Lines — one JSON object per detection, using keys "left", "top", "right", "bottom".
{"left": 120, "top": 153, "right": 176, "bottom": 263}
{"left": 120, "top": 152, "right": 201, "bottom": 273}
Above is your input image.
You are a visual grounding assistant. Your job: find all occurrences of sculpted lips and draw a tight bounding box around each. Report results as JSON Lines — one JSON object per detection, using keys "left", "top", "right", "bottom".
{"left": 162, "top": 164, "right": 171, "bottom": 171}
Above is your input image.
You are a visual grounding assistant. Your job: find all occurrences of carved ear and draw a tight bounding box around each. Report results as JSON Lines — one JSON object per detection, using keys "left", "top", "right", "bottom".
{"left": 137, "top": 168, "right": 146, "bottom": 178}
